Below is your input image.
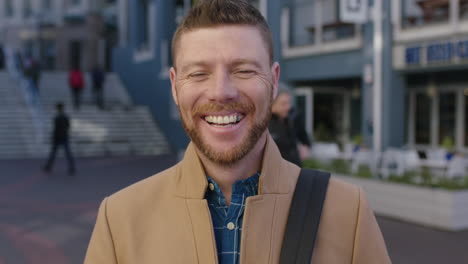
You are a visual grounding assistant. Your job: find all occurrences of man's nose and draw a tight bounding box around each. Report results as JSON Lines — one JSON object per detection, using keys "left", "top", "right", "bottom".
{"left": 207, "top": 70, "right": 238, "bottom": 102}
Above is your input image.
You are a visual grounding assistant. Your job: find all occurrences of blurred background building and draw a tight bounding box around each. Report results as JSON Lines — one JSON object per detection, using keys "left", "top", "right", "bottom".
{"left": 0, "top": 0, "right": 118, "bottom": 71}
{"left": 0, "top": 0, "right": 466, "bottom": 158}
{"left": 111, "top": 0, "right": 467, "bottom": 157}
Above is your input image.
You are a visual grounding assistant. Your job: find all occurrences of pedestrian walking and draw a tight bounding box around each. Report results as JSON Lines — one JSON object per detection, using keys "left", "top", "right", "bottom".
{"left": 43, "top": 102, "right": 75, "bottom": 175}
{"left": 91, "top": 64, "right": 106, "bottom": 110}
{"left": 85, "top": 1, "right": 391, "bottom": 263}
{"left": 24, "top": 56, "right": 41, "bottom": 96}
{"left": 69, "top": 67, "right": 85, "bottom": 110}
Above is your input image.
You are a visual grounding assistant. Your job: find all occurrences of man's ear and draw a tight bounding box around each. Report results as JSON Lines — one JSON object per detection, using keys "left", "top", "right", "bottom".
{"left": 169, "top": 67, "right": 179, "bottom": 106}
{"left": 271, "top": 62, "right": 280, "bottom": 100}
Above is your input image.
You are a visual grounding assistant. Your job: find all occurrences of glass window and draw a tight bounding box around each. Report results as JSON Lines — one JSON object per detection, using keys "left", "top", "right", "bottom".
{"left": 24, "top": 0, "right": 32, "bottom": 18}
{"left": 42, "top": 0, "right": 51, "bottom": 9}
{"left": 290, "top": 0, "right": 316, "bottom": 47}
{"left": 415, "top": 93, "right": 431, "bottom": 145}
{"left": 137, "top": 0, "right": 150, "bottom": 50}
{"left": 313, "top": 93, "right": 344, "bottom": 142}
{"left": 465, "top": 90, "right": 468, "bottom": 147}
{"left": 175, "top": 0, "right": 192, "bottom": 24}
{"left": 439, "top": 92, "right": 456, "bottom": 146}
{"left": 460, "top": 0, "right": 468, "bottom": 20}
{"left": 402, "top": 0, "right": 450, "bottom": 28}
{"left": 5, "top": 0, "right": 14, "bottom": 17}
{"left": 322, "top": 0, "right": 355, "bottom": 42}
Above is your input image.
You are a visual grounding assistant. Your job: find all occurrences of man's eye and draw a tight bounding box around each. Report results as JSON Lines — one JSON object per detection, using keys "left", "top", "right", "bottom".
{"left": 235, "top": 70, "right": 256, "bottom": 78}
{"left": 189, "top": 72, "right": 208, "bottom": 80}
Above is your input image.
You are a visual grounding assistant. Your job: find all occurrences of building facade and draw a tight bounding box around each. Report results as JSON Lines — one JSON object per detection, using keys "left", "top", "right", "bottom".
{"left": 0, "top": 0, "right": 117, "bottom": 71}
{"left": 114, "top": 0, "right": 468, "bottom": 156}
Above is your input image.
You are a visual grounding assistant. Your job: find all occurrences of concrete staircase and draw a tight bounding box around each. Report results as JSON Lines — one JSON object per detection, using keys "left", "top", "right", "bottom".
{"left": 0, "top": 71, "right": 171, "bottom": 158}
{"left": 0, "top": 71, "right": 40, "bottom": 158}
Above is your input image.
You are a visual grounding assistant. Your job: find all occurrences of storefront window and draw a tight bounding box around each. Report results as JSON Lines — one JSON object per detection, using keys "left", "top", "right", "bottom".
{"left": 290, "top": 0, "right": 316, "bottom": 47}
{"left": 137, "top": 0, "right": 150, "bottom": 50}
{"left": 313, "top": 93, "right": 344, "bottom": 142}
{"left": 5, "top": 0, "right": 14, "bottom": 17}
{"left": 465, "top": 91, "right": 468, "bottom": 147}
{"left": 402, "top": 0, "right": 450, "bottom": 28}
{"left": 439, "top": 92, "right": 456, "bottom": 146}
{"left": 459, "top": 0, "right": 468, "bottom": 20}
{"left": 322, "top": 0, "right": 355, "bottom": 42}
{"left": 415, "top": 93, "right": 431, "bottom": 145}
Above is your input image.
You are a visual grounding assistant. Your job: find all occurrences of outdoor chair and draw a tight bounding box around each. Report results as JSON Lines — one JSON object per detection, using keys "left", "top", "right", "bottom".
{"left": 445, "top": 156, "right": 467, "bottom": 179}
{"left": 351, "top": 149, "right": 379, "bottom": 175}
{"left": 380, "top": 148, "right": 405, "bottom": 179}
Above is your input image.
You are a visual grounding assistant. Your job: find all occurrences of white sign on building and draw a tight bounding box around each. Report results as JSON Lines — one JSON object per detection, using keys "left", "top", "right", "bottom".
{"left": 340, "top": 0, "right": 368, "bottom": 24}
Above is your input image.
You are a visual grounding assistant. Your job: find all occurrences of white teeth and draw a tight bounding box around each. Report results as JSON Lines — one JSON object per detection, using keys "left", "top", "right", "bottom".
{"left": 204, "top": 114, "right": 243, "bottom": 125}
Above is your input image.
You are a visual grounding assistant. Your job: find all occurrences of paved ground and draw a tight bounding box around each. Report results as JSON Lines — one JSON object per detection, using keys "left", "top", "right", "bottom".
{"left": 0, "top": 156, "right": 467, "bottom": 263}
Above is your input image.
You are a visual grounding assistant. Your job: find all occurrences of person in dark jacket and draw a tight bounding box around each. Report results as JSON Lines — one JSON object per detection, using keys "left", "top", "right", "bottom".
{"left": 91, "top": 65, "right": 106, "bottom": 110}
{"left": 269, "top": 90, "right": 303, "bottom": 166}
{"left": 43, "top": 103, "right": 75, "bottom": 175}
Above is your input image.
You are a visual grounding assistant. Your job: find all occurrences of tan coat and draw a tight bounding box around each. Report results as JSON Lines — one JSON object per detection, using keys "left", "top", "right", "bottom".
{"left": 85, "top": 136, "right": 391, "bottom": 264}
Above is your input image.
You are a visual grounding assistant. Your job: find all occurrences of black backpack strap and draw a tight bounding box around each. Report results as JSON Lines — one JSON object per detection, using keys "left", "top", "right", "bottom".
{"left": 279, "top": 169, "right": 331, "bottom": 264}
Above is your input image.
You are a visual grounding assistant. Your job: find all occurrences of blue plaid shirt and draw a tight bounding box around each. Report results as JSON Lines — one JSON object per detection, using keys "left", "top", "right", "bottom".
{"left": 205, "top": 173, "right": 260, "bottom": 264}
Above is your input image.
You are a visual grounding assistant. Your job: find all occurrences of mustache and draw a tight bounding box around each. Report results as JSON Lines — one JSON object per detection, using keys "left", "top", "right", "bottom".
{"left": 192, "top": 101, "right": 255, "bottom": 116}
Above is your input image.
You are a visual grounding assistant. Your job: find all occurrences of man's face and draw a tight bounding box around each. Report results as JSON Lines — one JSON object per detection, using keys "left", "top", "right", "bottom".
{"left": 170, "top": 25, "right": 280, "bottom": 166}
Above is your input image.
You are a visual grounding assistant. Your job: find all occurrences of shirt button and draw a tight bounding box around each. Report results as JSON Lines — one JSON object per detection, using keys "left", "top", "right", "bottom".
{"left": 227, "top": 222, "right": 235, "bottom": 230}
{"left": 208, "top": 183, "right": 215, "bottom": 191}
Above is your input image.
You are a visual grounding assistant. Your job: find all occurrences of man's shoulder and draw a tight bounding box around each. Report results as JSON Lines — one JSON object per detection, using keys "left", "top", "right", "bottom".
{"left": 106, "top": 163, "right": 180, "bottom": 208}
{"left": 325, "top": 176, "right": 362, "bottom": 209}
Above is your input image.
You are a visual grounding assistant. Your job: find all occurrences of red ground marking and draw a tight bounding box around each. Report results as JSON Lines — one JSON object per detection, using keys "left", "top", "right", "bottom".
{"left": 0, "top": 172, "right": 44, "bottom": 197}
{"left": 0, "top": 223, "right": 70, "bottom": 264}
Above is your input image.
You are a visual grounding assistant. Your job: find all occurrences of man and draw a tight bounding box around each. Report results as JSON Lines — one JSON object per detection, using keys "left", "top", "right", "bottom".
{"left": 85, "top": 1, "right": 391, "bottom": 263}
{"left": 43, "top": 102, "right": 75, "bottom": 175}
{"left": 269, "top": 89, "right": 304, "bottom": 166}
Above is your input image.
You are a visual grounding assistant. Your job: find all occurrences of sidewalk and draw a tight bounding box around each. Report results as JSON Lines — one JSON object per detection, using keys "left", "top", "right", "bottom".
{"left": 0, "top": 156, "right": 467, "bottom": 263}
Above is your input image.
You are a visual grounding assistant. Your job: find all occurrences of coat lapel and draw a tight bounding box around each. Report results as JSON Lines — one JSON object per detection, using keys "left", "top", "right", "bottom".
{"left": 240, "top": 136, "right": 301, "bottom": 264}
{"left": 175, "top": 143, "right": 218, "bottom": 263}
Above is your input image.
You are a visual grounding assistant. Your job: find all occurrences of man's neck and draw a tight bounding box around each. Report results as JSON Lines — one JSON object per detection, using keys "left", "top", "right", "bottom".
{"left": 197, "top": 132, "right": 268, "bottom": 206}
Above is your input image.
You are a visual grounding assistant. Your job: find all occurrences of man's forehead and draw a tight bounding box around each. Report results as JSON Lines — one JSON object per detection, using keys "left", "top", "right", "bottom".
{"left": 175, "top": 25, "right": 269, "bottom": 66}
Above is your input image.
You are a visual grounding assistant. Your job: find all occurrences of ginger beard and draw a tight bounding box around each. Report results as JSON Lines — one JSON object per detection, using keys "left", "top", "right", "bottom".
{"left": 178, "top": 88, "right": 273, "bottom": 167}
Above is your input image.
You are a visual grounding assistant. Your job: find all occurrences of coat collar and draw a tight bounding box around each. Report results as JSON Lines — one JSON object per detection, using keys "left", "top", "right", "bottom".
{"left": 174, "top": 134, "right": 292, "bottom": 199}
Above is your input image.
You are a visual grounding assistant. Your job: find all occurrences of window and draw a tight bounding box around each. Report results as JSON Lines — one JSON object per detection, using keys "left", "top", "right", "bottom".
{"left": 71, "top": 0, "right": 81, "bottom": 6}
{"left": 5, "top": 0, "right": 14, "bottom": 17}
{"left": 24, "top": 0, "right": 32, "bottom": 18}
{"left": 402, "top": 0, "right": 450, "bottom": 28}
{"left": 438, "top": 92, "right": 456, "bottom": 146}
{"left": 42, "top": 0, "right": 52, "bottom": 9}
{"left": 465, "top": 90, "right": 468, "bottom": 147}
{"left": 289, "top": 0, "right": 356, "bottom": 47}
{"left": 137, "top": 0, "right": 150, "bottom": 50}
{"left": 290, "top": 0, "right": 316, "bottom": 46}
{"left": 415, "top": 93, "right": 431, "bottom": 145}
{"left": 460, "top": 0, "right": 468, "bottom": 20}
{"left": 321, "top": 0, "right": 355, "bottom": 42}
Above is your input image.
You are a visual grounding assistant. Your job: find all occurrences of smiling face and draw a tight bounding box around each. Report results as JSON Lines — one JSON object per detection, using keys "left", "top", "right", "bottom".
{"left": 170, "top": 25, "right": 280, "bottom": 166}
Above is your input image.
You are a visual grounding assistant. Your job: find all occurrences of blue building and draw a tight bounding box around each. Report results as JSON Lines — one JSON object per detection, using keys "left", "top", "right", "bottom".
{"left": 114, "top": 0, "right": 468, "bottom": 156}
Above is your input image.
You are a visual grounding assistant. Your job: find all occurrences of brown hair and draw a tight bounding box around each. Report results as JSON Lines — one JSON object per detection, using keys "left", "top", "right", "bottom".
{"left": 172, "top": 0, "right": 273, "bottom": 66}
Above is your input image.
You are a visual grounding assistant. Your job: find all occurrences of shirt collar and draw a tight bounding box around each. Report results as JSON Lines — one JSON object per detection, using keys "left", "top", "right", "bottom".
{"left": 205, "top": 173, "right": 260, "bottom": 206}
